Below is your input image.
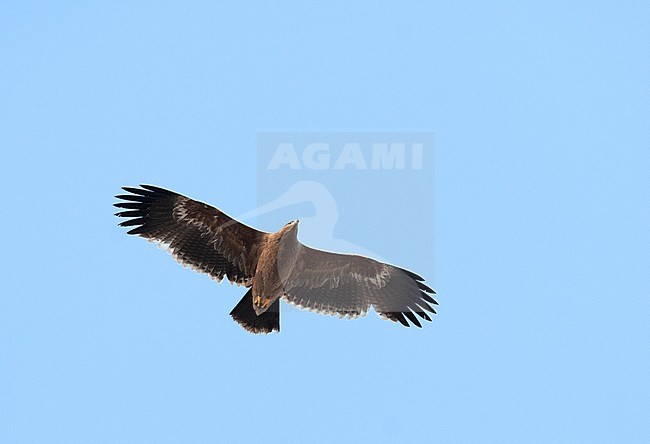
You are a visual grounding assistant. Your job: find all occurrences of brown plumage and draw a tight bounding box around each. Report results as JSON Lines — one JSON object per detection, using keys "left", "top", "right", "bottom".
{"left": 114, "top": 185, "right": 437, "bottom": 334}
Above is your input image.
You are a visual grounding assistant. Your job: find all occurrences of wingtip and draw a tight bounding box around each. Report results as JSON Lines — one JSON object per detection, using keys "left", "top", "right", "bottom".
{"left": 403, "top": 311, "right": 422, "bottom": 328}
{"left": 417, "top": 281, "right": 435, "bottom": 294}
{"left": 126, "top": 226, "right": 148, "bottom": 235}
{"left": 399, "top": 267, "right": 425, "bottom": 281}
{"left": 388, "top": 311, "right": 410, "bottom": 327}
{"left": 140, "top": 184, "right": 172, "bottom": 194}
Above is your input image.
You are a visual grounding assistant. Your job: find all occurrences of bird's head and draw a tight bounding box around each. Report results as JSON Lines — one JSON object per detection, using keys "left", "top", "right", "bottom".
{"left": 280, "top": 219, "right": 299, "bottom": 236}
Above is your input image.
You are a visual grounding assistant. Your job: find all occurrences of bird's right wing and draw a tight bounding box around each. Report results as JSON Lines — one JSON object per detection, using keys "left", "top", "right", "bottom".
{"left": 281, "top": 245, "right": 437, "bottom": 327}
{"left": 114, "top": 185, "right": 267, "bottom": 286}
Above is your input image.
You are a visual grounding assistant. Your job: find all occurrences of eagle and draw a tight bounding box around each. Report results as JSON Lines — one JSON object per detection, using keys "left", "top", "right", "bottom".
{"left": 114, "top": 185, "right": 437, "bottom": 334}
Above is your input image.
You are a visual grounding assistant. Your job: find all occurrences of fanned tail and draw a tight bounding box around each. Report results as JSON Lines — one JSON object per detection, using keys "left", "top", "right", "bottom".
{"left": 229, "top": 289, "right": 280, "bottom": 334}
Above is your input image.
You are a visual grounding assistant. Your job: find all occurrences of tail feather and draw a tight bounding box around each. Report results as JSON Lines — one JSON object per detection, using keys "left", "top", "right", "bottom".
{"left": 230, "top": 289, "right": 280, "bottom": 334}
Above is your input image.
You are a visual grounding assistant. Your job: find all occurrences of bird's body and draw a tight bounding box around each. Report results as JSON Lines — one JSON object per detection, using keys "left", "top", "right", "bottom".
{"left": 115, "top": 185, "right": 437, "bottom": 334}
{"left": 251, "top": 222, "right": 297, "bottom": 314}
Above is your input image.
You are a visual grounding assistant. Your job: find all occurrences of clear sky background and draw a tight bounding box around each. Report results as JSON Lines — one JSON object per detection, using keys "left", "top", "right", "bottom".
{"left": 1, "top": 2, "right": 649, "bottom": 442}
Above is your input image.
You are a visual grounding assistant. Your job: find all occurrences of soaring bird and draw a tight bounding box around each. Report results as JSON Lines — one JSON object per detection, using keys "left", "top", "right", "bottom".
{"left": 114, "top": 185, "right": 437, "bottom": 334}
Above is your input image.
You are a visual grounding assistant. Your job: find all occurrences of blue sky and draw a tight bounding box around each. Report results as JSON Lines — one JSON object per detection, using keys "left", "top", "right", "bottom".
{"left": 1, "top": 1, "right": 649, "bottom": 442}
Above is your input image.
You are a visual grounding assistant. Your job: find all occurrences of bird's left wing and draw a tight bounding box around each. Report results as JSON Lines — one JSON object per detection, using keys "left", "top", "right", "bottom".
{"left": 114, "top": 185, "right": 266, "bottom": 285}
{"left": 280, "top": 244, "right": 437, "bottom": 327}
